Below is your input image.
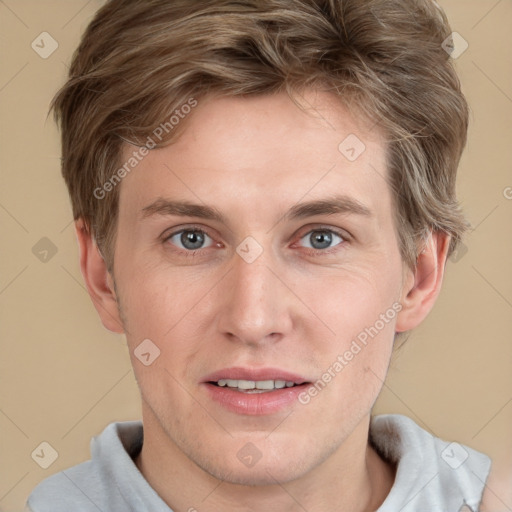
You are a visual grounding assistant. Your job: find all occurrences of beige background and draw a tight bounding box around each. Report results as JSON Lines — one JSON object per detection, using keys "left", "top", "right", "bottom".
{"left": 0, "top": 1, "right": 511, "bottom": 510}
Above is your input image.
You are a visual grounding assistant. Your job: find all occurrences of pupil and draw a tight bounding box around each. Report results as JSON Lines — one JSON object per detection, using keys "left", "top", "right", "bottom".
{"left": 310, "top": 231, "right": 332, "bottom": 249}
{"left": 181, "top": 231, "right": 204, "bottom": 250}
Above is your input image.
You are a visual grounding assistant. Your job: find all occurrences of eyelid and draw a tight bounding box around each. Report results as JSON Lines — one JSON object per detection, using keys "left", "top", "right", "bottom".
{"left": 161, "top": 225, "right": 219, "bottom": 251}
{"left": 160, "top": 223, "right": 350, "bottom": 256}
{"left": 294, "top": 224, "right": 351, "bottom": 242}
{"left": 299, "top": 230, "right": 343, "bottom": 245}
{"left": 291, "top": 225, "right": 351, "bottom": 256}
{"left": 162, "top": 224, "right": 213, "bottom": 239}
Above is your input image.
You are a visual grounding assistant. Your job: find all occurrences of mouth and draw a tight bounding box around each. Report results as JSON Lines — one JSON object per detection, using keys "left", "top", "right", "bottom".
{"left": 202, "top": 367, "right": 311, "bottom": 415}
{"left": 209, "top": 379, "right": 305, "bottom": 393}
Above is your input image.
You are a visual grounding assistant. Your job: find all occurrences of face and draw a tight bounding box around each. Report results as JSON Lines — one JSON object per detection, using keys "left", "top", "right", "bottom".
{"left": 110, "top": 91, "right": 408, "bottom": 485}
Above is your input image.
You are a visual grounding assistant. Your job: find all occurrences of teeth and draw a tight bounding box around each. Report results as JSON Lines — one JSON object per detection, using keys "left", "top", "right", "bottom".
{"left": 256, "top": 380, "right": 274, "bottom": 390}
{"left": 215, "top": 379, "right": 297, "bottom": 391}
{"left": 238, "top": 380, "right": 256, "bottom": 390}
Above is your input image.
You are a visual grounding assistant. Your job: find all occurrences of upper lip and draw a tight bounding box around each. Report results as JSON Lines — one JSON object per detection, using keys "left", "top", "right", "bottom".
{"left": 202, "top": 367, "right": 309, "bottom": 384}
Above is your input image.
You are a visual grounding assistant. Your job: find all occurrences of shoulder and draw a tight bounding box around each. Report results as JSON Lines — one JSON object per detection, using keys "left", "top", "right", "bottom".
{"left": 371, "top": 414, "right": 492, "bottom": 512}
{"left": 26, "top": 421, "right": 144, "bottom": 512}
{"left": 26, "top": 459, "right": 106, "bottom": 512}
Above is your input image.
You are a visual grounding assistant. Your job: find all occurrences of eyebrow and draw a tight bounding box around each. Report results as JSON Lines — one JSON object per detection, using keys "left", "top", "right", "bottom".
{"left": 140, "top": 194, "right": 372, "bottom": 223}
{"left": 285, "top": 195, "right": 372, "bottom": 220}
{"left": 141, "top": 199, "right": 226, "bottom": 223}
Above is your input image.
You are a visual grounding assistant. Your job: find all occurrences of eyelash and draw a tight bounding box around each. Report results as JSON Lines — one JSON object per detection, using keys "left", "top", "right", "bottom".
{"left": 296, "top": 229, "right": 347, "bottom": 257}
{"left": 162, "top": 225, "right": 214, "bottom": 258}
{"left": 161, "top": 225, "right": 349, "bottom": 257}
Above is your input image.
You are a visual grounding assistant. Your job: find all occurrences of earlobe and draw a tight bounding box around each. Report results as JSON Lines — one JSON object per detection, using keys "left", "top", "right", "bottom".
{"left": 74, "top": 219, "right": 125, "bottom": 334}
{"left": 395, "top": 231, "right": 451, "bottom": 333}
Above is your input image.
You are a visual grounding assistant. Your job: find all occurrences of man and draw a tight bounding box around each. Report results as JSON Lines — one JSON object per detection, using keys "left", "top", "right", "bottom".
{"left": 27, "top": 0, "right": 493, "bottom": 510}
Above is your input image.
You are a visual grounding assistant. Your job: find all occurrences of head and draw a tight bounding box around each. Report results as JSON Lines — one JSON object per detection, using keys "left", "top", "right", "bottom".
{"left": 53, "top": 0, "right": 469, "bottom": 485}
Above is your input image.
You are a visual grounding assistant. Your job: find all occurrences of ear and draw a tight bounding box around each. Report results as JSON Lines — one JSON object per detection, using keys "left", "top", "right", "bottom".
{"left": 74, "top": 219, "right": 125, "bottom": 334}
{"left": 395, "top": 231, "right": 451, "bottom": 333}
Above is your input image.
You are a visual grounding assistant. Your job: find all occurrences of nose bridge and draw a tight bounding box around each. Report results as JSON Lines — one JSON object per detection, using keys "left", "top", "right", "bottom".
{"left": 216, "top": 248, "right": 290, "bottom": 345}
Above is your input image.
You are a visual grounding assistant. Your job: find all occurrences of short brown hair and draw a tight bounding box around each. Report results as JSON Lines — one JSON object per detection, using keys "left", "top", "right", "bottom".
{"left": 52, "top": 0, "right": 469, "bottom": 272}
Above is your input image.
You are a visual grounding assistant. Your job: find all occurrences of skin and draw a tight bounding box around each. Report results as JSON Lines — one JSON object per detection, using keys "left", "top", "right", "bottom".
{"left": 76, "top": 90, "right": 451, "bottom": 512}
{"left": 480, "top": 466, "right": 512, "bottom": 511}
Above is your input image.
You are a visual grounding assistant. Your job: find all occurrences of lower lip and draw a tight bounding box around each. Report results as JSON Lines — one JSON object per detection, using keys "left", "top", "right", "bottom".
{"left": 203, "top": 383, "right": 310, "bottom": 415}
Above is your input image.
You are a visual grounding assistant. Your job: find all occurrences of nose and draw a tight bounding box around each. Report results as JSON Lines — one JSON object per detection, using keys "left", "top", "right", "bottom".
{"left": 215, "top": 247, "right": 294, "bottom": 348}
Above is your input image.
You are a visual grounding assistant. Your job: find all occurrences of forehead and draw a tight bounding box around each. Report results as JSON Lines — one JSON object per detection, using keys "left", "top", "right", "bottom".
{"left": 117, "top": 91, "right": 391, "bottom": 226}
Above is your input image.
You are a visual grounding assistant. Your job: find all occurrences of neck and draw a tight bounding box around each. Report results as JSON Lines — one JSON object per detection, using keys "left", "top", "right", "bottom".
{"left": 135, "top": 405, "right": 395, "bottom": 512}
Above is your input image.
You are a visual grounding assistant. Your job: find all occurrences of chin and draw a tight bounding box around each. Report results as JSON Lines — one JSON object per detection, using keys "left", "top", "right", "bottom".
{"left": 204, "top": 461, "right": 307, "bottom": 487}
{"left": 192, "top": 441, "right": 321, "bottom": 487}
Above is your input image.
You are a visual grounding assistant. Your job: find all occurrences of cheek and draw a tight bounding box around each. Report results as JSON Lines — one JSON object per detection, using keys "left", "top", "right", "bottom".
{"left": 118, "top": 266, "right": 213, "bottom": 388}
{"left": 302, "top": 264, "right": 401, "bottom": 403}
{"left": 116, "top": 258, "right": 190, "bottom": 338}
{"left": 310, "top": 266, "right": 401, "bottom": 345}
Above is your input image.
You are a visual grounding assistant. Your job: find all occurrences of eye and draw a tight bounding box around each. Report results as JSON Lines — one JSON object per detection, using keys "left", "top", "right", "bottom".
{"left": 166, "top": 229, "right": 215, "bottom": 251}
{"left": 299, "top": 229, "right": 345, "bottom": 250}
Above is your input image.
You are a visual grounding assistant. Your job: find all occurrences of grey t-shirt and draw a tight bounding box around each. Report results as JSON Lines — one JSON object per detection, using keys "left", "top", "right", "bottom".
{"left": 26, "top": 414, "right": 491, "bottom": 512}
